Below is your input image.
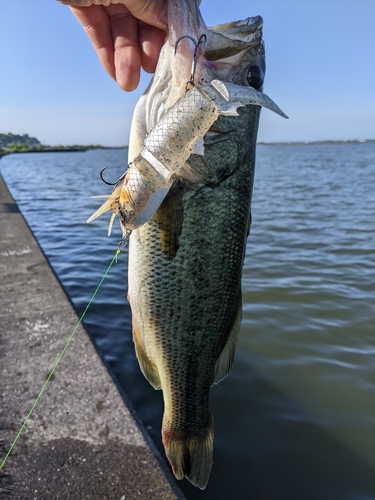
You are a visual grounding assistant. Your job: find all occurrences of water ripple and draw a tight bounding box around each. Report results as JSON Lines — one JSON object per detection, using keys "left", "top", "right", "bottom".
{"left": 2, "top": 144, "right": 375, "bottom": 499}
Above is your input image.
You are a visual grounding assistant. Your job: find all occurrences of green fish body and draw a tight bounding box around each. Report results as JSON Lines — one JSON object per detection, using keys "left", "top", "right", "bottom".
{"left": 128, "top": 7, "right": 267, "bottom": 490}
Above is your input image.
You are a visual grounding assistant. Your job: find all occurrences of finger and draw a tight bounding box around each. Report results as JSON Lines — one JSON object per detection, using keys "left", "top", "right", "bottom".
{"left": 69, "top": 5, "right": 116, "bottom": 81}
{"left": 106, "top": 5, "right": 141, "bottom": 91}
{"left": 61, "top": 0, "right": 168, "bottom": 31}
{"left": 138, "top": 22, "right": 166, "bottom": 74}
{"left": 115, "top": 0, "right": 168, "bottom": 31}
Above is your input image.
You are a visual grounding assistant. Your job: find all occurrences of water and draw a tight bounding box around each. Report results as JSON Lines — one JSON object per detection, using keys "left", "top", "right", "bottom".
{"left": 1, "top": 144, "right": 374, "bottom": 499}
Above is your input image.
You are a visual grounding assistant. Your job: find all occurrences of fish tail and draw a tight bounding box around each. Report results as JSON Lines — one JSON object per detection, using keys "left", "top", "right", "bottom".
{"left": 162, "top": 418, "right": 214, "bottom": 490}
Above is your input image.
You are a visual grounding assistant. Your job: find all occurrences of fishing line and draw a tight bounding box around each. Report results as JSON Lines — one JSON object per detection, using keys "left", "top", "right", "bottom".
{"left": 0, "top": 248, "right": 122, "bottom": 471}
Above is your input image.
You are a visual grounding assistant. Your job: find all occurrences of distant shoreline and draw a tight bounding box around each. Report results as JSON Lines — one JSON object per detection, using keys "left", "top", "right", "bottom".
{"left": 0, "top": 145, "right": 127, "bottom": 158}
{"left": 257, "top": 139, "right": 375, "bottom": 146}
{"left": 1, "top": 140, "right": 374, "bottom": 159}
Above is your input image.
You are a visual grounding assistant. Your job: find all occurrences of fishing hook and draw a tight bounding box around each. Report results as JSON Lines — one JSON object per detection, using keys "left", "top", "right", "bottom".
{"left": 100, "top": 165, "right": 127, "bottom": 187}
{"left": 174, "top": 33, "right": 207, "bottom": 88}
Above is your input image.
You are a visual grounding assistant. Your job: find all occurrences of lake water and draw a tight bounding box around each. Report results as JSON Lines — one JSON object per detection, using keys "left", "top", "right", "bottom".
{"left": 1, "top": 143, "right": 374, "bottom": 500}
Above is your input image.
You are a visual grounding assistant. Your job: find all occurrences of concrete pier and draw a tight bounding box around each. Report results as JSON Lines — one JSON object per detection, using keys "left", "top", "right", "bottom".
{"left": 0, "top": 173, "right": 185, "bottom": 499}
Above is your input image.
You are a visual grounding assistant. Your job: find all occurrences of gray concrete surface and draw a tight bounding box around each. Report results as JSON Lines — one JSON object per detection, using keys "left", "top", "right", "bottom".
{"left": 0, "top": 173, "right": 185, "bottom": 499}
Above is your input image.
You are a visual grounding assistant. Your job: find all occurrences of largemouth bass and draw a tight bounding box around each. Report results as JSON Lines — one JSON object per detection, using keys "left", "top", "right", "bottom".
{"left": 87, "top": 0, "right": 287, "bottom": 490}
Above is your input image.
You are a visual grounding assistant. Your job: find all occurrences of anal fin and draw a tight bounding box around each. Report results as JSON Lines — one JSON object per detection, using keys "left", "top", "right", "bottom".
{"left": 213, "top": 298, "right": 242, "bottom": 385}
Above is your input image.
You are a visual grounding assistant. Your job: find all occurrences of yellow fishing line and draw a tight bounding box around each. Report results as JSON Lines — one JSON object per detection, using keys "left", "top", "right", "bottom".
{"left": 0, "top": 248, "right": 121, "bottom": 471}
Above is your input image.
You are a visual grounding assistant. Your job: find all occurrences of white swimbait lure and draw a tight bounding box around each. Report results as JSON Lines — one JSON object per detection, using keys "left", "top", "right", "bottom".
{"left": 87, "top": 79, "right": 287, "bottom": 236}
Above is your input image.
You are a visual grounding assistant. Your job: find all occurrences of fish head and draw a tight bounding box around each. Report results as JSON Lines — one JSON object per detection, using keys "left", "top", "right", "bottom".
{"left": 186, "top": 15, "right": 268, "bottom": 184}
{"left": 131, "top": 5, "right": 267, "bottom": 154}
{"left": 203, "top": 16, "right": 265, "bottom": 89}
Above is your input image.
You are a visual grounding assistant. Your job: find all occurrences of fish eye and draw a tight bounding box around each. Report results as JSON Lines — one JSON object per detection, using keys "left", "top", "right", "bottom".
{"left": 247, "top": 65, "right": 264, "bottom": 90}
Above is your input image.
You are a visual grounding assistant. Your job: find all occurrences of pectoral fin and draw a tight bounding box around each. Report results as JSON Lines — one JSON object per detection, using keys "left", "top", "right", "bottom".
{"left": 182, "top": 155, "right": 218, "bottom": 185}
{"left": 156, "top": 182, "right": 183, "bottom": 260}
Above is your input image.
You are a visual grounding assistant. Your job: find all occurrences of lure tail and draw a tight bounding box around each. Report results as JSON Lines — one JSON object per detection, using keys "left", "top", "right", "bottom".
{"left": 208, "top": 79, "right": 289, "bottom": 119}
{"left": 87, "top": 184, "right": 124, "bottom": 236}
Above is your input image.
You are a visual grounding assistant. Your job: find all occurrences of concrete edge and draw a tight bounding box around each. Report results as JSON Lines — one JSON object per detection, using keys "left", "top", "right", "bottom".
{"left": 0, "top": 169, "right": 186, "bottom": 499}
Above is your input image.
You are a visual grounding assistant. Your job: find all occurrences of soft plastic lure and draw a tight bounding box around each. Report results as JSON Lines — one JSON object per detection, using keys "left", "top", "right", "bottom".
{"left": 87, "top": 78, "right": 287, "bottom": 236}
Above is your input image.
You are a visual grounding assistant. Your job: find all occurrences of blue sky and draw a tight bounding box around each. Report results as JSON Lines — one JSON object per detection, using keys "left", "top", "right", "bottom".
{"left": 0, "top": 0, "right": 374, "bottom": 146}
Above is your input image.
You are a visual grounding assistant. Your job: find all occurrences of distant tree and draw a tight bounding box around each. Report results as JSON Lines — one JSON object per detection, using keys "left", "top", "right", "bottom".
{"left": 0, "top": 132, "right": 41, "bottom": 147}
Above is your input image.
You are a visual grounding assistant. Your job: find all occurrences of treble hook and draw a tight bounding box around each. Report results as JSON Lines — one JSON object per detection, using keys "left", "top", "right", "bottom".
{"left": 100, "top": 165, "right": 127, "bottom": 187}
{"left": 174, "top": 34, "right": 207, "bottom": 88}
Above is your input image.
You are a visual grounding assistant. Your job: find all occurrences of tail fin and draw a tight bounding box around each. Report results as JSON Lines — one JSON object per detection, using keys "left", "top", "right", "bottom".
{"left": 162, "top": 420, "right": 214, "bottom": 490}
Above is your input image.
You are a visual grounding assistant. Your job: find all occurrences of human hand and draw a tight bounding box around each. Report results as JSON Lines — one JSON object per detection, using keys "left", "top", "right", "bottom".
{"left": 60, "top": 0, "right": 168, "bottom": 91}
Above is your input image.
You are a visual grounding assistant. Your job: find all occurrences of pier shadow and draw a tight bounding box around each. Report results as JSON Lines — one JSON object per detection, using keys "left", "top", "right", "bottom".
{"left": 0, "top": 203, "right": 20, "bottom": 214}
{"left": 179, "top": 352, "right": 375, "bottom": 500}
{"left": 115, "top": 347, "right": 375, "bottom": 500}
